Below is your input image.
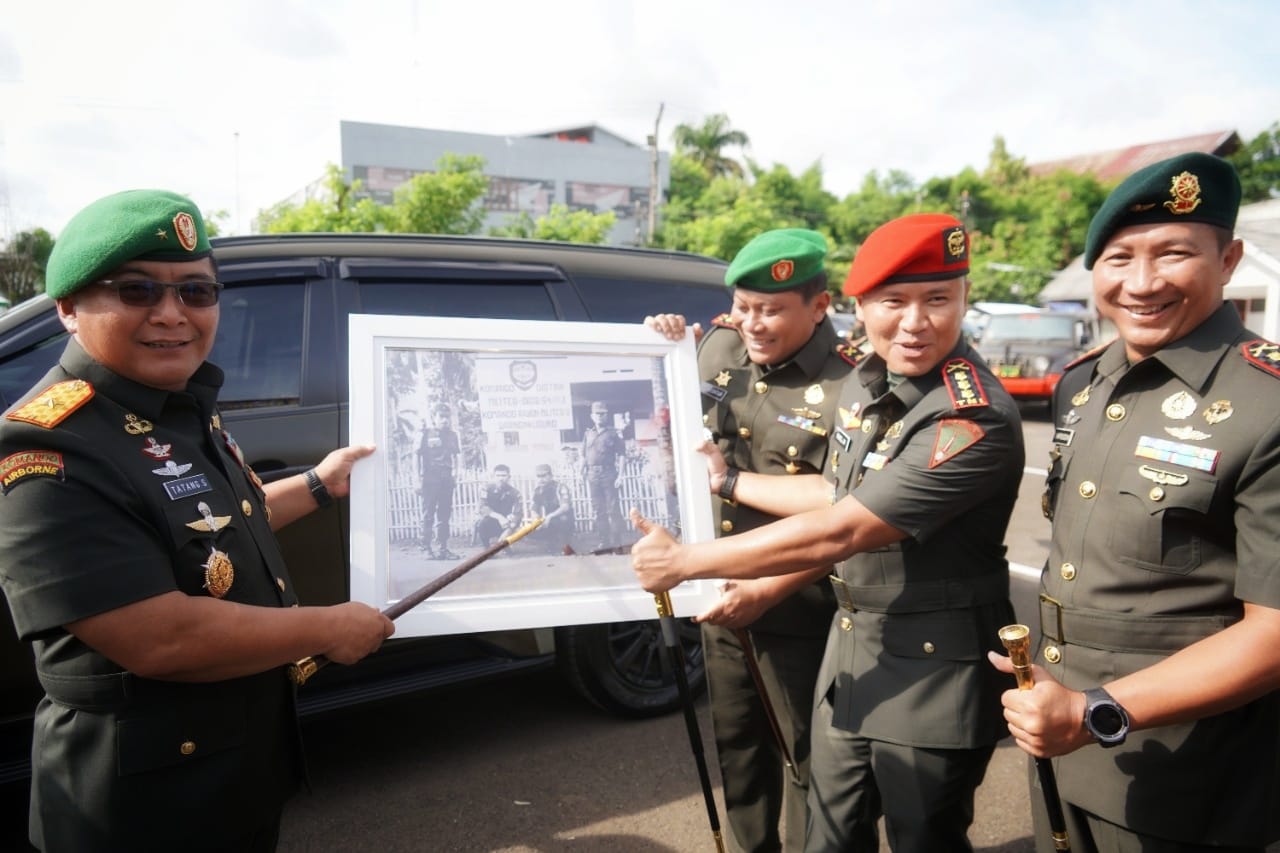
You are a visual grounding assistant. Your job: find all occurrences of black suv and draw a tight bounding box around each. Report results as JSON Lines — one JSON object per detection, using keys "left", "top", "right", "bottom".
{"left": 0, "top": 233, "right": 731, "bottom": 782}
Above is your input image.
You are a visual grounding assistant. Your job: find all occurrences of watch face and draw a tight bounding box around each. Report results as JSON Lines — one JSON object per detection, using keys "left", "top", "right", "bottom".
{"left": 1091, "top": 704, "right": 1125, "bottom": 736}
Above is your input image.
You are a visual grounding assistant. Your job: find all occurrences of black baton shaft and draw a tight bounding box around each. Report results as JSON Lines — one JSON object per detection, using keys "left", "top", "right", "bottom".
{"left": 732, "top": 628, "right": 800, "bottom": 784}
{"left": 999, "top": 624, "right": 1071, "bottom": 852}
{"left": 656, "top": 591, "right": 725, "bottom": 853}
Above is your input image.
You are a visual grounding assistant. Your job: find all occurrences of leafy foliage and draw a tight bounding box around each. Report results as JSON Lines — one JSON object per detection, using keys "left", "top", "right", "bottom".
{"left": 0, "top": 228, "right": 54, "bottom": 304}
{"left": 672, "top": 113, "right": 750, "bottom": 180}
{"left": 489, "top": 203, "right": 617, "bottom": 244}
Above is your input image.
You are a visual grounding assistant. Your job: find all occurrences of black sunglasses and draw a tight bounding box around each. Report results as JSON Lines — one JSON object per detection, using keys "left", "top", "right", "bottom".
{"left": 96, "top": 279, "right": 223, "bottom": 308}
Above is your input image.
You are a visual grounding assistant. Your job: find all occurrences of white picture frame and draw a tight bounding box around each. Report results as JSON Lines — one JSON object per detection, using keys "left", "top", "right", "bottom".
{"left": 347, "top": 314, "right": 718, "bottom": 637}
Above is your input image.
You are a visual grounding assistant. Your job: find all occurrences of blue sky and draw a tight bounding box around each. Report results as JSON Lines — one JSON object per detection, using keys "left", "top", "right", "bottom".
{"left": 2, "top": 0, "right": 1277, "bottom": 236}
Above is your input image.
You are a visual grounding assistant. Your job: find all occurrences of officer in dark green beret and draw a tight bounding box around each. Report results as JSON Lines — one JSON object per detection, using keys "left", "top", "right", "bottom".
{"left": 647, "top": 228, "right": 853, "bottom": 852}
{"left": 0, "top": 189, "right": 394, "bottom": 851}
{"left": 639, "top": 214, "right": 1023, "bottom": 852}
{"left": 991, "top": 153, "right": 1280, "bottom": 851}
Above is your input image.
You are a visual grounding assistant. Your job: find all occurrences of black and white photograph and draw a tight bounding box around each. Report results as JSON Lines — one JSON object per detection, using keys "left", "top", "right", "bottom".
{"left": 348, "top": 315, "right": 717, "bottom": 637}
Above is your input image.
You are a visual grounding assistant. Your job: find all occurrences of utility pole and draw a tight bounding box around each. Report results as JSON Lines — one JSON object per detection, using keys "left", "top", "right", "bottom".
{"left": 646, "top": 102, "right": 664, "bottom": 246}
{"left": 233, "top": 131, "right": 241, "bottom": 235}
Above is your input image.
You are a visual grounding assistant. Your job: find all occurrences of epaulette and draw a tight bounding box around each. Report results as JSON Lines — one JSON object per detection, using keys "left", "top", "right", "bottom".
{"left": 836, "top": 336, "right": 871, "bottom": 367}
{"left": 1064, "top": 340, "right": 1111, "bottom": 372}
{"left": 941, "top": 358, "right": 990, "bottom": 409}
{"left": 1242, "top": 340, "right": 1280, "bottom": 379}
{"left": 6, "top": 380, "right": 95, "bottom": 429}
{"left": 711, "top": 312, "right": 735, "bottom": 329}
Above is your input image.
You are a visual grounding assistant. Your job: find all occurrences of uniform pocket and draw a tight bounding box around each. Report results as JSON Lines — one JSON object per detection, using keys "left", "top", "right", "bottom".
{"left": 881, "top": 610, "right": 983, "bottom": 661}
{"left": 1111, "top": 462, "right": 1217, "bottom": 574}
{"left": 116, "top": 690, "right": 247, "bottom": 776}
{"left": 161, "top": 499, "right": 241, "bottom": 596}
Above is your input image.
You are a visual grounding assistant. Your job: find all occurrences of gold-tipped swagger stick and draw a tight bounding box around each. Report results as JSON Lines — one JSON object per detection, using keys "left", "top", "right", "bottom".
{"left": 999, "top": 624, "right": 1071, "bottom": 852}
{"left": 290, "top": 517, "right": 544, "bottom": 686}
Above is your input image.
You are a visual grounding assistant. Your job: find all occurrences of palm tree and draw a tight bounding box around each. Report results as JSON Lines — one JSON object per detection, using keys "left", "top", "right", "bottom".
{"left": 672, "top": 114, "right": 750, "bottom": 179}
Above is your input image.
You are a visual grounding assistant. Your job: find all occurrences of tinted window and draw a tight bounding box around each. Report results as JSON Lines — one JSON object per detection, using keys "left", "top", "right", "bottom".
{"left": 574, "top": 275, "right": 728, "bottom": 324}
{"left": 0, "top": 331, "right": 67, "bottom": 409}
{"left": 211, "top": 283, "right": 306, "bottom": 406}
{"left": 359, "top": 281, "right": 559, "bottom": 320}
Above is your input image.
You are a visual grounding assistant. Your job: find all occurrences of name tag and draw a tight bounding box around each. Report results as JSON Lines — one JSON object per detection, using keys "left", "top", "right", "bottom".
{"left": 1052, "top": 427, "right": 1075, "bottom": 446}
{"left": 164, "top": 474, "right": 213, "bottom": 501}
{"left": 834, "top": 428, "right": 852, "bottom": 451}
{"left": 701, "top": 382, "right": 728, "bottom": 401}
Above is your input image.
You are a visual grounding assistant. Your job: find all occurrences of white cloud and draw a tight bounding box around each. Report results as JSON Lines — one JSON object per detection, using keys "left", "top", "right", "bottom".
{"left": 2, "top": 0, "right": 1277, "bottom": 237}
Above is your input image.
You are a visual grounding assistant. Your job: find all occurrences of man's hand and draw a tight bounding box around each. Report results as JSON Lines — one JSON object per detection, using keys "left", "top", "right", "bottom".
{"left": 988, "top": 651, "right": 1093, "bottom": 758}
{"left": 322, "top": 602, "right": 395, "bottom": 665}
{"left": 629, "top": 508, "right": 688, "bottom": 593}
{"left": 694, "top": 580, "right": 769, "bottom": 629}
{"left": 644, "top": 313, "right": 703, "bottom": 343}
{"left": 314, "top": 444, "right": 376, "bottom": 500}
{"left": 698, "top": 439, "right": 730, "bottom": 494}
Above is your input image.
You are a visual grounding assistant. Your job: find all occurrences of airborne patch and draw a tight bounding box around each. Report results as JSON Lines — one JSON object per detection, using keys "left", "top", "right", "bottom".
{"left": 929, "top": 419, "right": 985, "bottom": 468}
{"left": 0, "top": 450, "right": 65, "bottom": 494}
{"left": 6, "top": 380, "right": 94, "bottom": 428}
{"left": 941, "top": 359, "right": 989, "bottom": 409}
{"left": 1242, "top": 340, "right": 1280, "bottom": 379}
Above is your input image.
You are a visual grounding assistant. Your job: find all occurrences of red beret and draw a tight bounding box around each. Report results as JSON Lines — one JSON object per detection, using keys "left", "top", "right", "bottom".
{"left": 843, "top": 213, "right": 969, "bottom": 297}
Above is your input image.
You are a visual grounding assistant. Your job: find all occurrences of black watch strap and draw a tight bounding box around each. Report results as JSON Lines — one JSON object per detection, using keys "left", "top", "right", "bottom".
{"left": 305, "top": 468, "right": 334, "bottom": 508}
{"left": 718, "top": 466, "right": 739, "bottom": 501}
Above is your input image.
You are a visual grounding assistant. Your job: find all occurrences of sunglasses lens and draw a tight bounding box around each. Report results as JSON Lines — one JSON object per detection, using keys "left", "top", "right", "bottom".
{"left": 178, "top": 283, "right": 221, "bottom": 307}
{"left": 105, "top": 280, "right": 221, "bottom": 307}
{"left": 115, "top": 282, "right": 162, "bottom": 307}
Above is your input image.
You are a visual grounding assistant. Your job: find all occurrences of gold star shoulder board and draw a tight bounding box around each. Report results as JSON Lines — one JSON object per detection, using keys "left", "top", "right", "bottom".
{"left": 711, "top": 312, "right": 735, "bottom": 329}
{"left": 7, "top": 380, "right": 95, "bottom": 429}
{"left": 1242, "top": 340, "right": 1280, "bottom": 379}
{"left": 941, "top": 359, "right": 990, "bottom": 409}
{"left": 836, "top": 337, "right": 871, "bottom": 367}
{"left": 1064, "top": 340, "right": 1111, "bottom": 372}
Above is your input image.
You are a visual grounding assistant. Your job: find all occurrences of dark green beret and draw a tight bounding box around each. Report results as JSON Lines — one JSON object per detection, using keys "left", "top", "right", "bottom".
{"left": 46, "top": 189, "right": 211, "bottom": 299}
{"left": 725, "top": 228, "right": 827, "bottom": 291}
{"left": 1084, "top": 153, "right": 1241, "bottom": 269}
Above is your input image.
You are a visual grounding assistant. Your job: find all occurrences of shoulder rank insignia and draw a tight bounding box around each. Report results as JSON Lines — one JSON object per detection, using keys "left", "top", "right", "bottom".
{"left": 835, "top": 340, "right": 869, "bottom": 368}
{"left": 6, "top": 380, "right": 94, "bottom": 428}
{"left": 929, "top": 419, "right": 985, "bottom": 468}
{"left": 1242, "top": 340, "right": 1280, "bottom": 379}
{"left": 711, "top": 313, "right": 736, "bottom": 329}
{"left": 941, "top": 359, "right": 989, "bottom": 409}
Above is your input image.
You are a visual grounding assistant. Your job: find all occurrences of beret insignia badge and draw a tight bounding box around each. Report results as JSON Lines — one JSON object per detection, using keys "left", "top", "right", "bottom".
{"left": 173, "top": 211, "right": 199, "bottom": 251}
{"left": 771, "top": 260, "right": 794, "bottom": 282}
{"left": 1164, "top": 171, "right": 1202, "bottom": 215}
{"left": 943, "top": 226, "right": 968, "bottom": 262}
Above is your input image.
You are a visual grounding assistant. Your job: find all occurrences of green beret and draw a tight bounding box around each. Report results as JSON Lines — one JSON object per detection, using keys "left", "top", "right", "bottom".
{"left": 46, "top": 189, "right": 211, "bottom": 299}
{"left": 1084, "top": 153, "right": 1241, "bottom": 269}
{"left": 725, "top": 228, "right": 827, "bottom": 291}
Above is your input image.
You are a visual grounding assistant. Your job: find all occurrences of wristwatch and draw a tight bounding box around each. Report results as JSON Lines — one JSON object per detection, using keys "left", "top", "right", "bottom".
{"left": 718, "top": 466, "right": 739, "bottom": 501}
{"left": 1082, "top": 686, "right": 1130, "bottom": 748}
{"left": 305, "top": 468, "right": 334, "bottom": 509}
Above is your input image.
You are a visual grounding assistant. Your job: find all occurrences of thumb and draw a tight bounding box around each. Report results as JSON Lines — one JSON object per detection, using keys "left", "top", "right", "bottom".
{"left": 629, "top": 507, "right": 655, "bottom": 534}
{"left": 986, "top": 650, "right": 1013, "bottom": 673}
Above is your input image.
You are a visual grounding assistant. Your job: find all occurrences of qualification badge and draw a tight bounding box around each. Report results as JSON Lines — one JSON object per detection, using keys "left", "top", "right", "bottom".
{"left": 1203, "top": 400, "right": 1233, "bottom": 425}
{"left": 1160, "top": 391, "right": 1196, "bottom": 420}
{"left": 713, "top": 370, "right": 732, "bottom": 388}
{"left": 804, "top": 384, "right": 824, "bottom": 405}
{"left": 124, "top": 414, "right": 154, "bottom": 435}
{"left": 203, "top": 548, "right": 235, "bottom": 598}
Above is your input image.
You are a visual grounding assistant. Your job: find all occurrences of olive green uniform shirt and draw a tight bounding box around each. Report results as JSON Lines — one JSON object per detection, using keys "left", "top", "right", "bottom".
{"left": 0, "top": 340, "right": 302, "bottom": 852}
{"left": 1041, "top": 303, "right": 1280, "bottom": 846}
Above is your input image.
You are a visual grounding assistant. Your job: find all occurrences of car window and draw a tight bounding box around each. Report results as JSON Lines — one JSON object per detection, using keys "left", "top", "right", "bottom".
{"left": 211, "top": 283, "right": 306, "bottom": 406}
{"left": 359, "top": 280, "right": 560, "bottom": 320}
{"left": 984, "top": 314, "right": 1075, "bottom": 342}
{"left": 0, "top": 330, "right": 67, "bottom": 409}
{"left": 573, "top": 275, "right": 728, "bottom": 324}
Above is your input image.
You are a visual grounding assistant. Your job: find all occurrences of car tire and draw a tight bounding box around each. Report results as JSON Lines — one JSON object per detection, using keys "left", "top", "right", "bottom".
{"left": 555, "top": 619, "right": 706, "bottom": 718}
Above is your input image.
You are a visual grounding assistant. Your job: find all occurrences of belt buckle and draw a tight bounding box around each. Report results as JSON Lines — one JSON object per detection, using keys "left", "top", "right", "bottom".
{"left": 830, "top": 575, "right": 855, "bottom": 612}
{"left": 1039, "top": 593, "right": 1064, "bottom": 643}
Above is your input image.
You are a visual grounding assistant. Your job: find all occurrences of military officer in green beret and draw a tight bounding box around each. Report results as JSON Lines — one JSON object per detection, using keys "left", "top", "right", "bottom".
{"left": 638, "top": 214, "right": 1022, "bottom": 852}
{"left": 0, "top": 189, "right": 394, "bottom": 852}
{"left": 990, "top": 153, "right": 1280, "bottom": 851}
{"left": 645, "top": 228, "right": 849, "bottom": 852}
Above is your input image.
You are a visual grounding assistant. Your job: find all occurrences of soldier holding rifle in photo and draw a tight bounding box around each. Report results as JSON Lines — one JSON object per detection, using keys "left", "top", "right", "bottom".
{"left": 646, "top": 228, "right": 850, "bottom": 853}
{"left": 0, "top": 190, "right": 393, "bottom": 852}
{"left": 988, "top": 153, "right": 1280, "bottom": 851}
{"left": 635, "top": 213, "right": 1022, "bottom": 852}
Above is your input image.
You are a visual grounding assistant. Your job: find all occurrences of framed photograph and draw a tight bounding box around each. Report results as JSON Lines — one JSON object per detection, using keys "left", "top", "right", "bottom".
{"left": 347, "top": 314, "right": 718, "bottom": 637}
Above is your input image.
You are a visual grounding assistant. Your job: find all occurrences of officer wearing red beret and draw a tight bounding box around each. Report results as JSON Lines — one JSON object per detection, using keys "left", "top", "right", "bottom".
{"left": 634, "top": 213, "right": 1023, "bottom": 852}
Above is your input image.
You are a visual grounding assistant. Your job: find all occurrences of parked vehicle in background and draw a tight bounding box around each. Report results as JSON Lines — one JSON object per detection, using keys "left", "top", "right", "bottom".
{"left": 0, "top": 233, "right": 732, "bottom": 783}
{"left": 968, "top": 305, "right": 1095, "bottom": 403}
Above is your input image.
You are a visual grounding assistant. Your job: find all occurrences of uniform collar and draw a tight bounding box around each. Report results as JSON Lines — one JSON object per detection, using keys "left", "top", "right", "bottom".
{"left": 1096, "top": 302, "right": 1243, "bottom": 393}
{"left": 741, "top": 316, "right": 838, "bottom": 377}
{"left": 853, "top": 335, "right": 968, "bottom": 408}
{"left": 60, "top": 337, "right": 225, "bottom": 421}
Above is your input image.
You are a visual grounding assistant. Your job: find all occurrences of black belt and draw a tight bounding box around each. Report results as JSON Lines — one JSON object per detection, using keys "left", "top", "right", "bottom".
{"left": 37, "top": 669, "right": 147, "bottom": 711}
{"left": 829, "top": 571, "right": 1009, "bottom": 614}
{"left": 1038, "top": 593, "right": 1238, "bottom": 654}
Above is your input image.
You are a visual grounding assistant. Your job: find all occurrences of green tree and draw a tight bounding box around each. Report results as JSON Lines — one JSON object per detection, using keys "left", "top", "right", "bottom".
{"left": 489, "top": 204, "right": 617, "bottom": 244}
{"left": 388, "top": 154, "right": 489, "bottom": 235}
{"left": 672, "top": 113, "right": 750, "bottom": 180}
{"left": 257, "top": 164, "right": 391, "bottom": 233}
{"left": 1230, "top": 121, "right": 1280, "bottom": 202}
{"left": 0, "top": 228, "right": 55, "bottom": 303}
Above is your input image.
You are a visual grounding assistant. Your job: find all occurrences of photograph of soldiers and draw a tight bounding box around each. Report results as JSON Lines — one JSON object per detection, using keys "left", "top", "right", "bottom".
{"left": 579, "top": 400, "right": 627, "bottom": 548}
{"left": 472, "top": 463, "right": 523, "bottom": 547}
{"left": 417, "top": 401, "right": 460, "bottom": 559}
{"left": 528, "top": 463, "right": 575, "bottom": 553}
